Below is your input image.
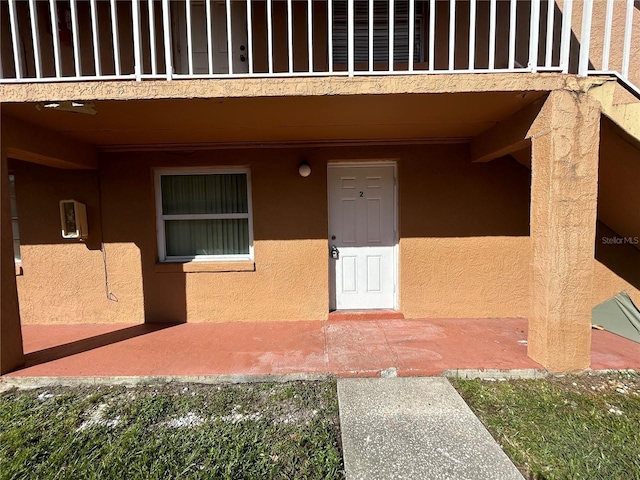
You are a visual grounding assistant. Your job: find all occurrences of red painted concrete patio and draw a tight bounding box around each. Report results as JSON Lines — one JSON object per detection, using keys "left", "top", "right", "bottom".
{"left": 3, "top": 318, "right": 639, "bottom": 378}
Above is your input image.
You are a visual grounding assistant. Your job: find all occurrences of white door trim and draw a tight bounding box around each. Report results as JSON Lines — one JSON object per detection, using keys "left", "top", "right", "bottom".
{"left": 174, "top": 1, "right": 248, "bottom": 75}
{"left": 327, "top": 161, "right": 398, "bottom": 310}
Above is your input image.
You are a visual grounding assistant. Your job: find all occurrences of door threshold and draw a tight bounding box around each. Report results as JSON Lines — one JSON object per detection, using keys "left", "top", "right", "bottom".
{"left": 328, "top": 309, "right": 405, "bottom": 321}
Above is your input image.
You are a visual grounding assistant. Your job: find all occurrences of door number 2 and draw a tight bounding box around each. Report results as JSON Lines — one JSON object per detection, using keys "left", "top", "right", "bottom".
{"left": 359, "top": 191, "right": 364, "bottom": 197}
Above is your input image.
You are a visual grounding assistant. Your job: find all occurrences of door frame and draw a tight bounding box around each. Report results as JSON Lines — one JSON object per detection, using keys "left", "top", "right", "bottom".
{"left": 173, "top": 1, "right": 248, "bottom": 75}
{"left": 327, "top": 160, "right": 399, "bottom": 311}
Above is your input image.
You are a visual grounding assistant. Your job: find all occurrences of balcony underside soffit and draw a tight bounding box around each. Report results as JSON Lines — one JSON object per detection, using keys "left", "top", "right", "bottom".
{"left": 2, "top": 90, "right": 545, "bottom": 148}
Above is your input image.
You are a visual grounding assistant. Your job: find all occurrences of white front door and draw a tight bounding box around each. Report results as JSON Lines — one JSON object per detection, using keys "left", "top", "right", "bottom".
{"left": 212, "top": 2, "right": 249, "bottom": 74}
{"left": 328, "top": 164, "right": 396, "bottom": 310}
{"left": 176, "top": 1, "right": 249, "bottom": 75}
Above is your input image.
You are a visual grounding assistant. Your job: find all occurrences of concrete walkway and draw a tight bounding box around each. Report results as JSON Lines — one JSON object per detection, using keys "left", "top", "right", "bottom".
{"left": 338, "top": 377, "right": 523, "bottom": 480}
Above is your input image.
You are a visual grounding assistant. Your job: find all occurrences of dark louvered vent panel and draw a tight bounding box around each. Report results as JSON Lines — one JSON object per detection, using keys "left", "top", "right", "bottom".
{"left": 332, "top": 0, "right": 424, "bottom": 65}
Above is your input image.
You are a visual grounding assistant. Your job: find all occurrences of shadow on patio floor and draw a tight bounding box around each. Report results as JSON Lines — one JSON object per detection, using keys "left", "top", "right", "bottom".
{"left": 22, "top": 323, "right": 180, "bottom": 369}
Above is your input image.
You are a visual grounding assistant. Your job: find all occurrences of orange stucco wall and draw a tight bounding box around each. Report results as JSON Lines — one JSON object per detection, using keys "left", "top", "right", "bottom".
{"left": 592, "top": 118, "right": 640, "bottom": 308}
{"left": 398, "top": 149, "right": 531, "bottom": 318}
{"left": 593, "top": 223, "right": 640, "bottom": 308}
{"left": 10, "top": 161, "right": 145, "bottom": 325}
{"left": 11, "top": 143, "right": 532, "bottom": 324}
{"left": 100, "top": 149, "right": 329, "bottom": 323}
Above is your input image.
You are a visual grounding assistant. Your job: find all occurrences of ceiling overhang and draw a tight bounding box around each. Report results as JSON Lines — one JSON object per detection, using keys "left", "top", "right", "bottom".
{"left": 2, "top": 91, "right": 546, "bottom": 149}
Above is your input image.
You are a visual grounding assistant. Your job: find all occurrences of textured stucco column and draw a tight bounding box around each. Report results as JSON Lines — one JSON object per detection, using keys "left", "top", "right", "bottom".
{"left": 528, "top": 90, "right": 600, "bottom": 372}
{"left": 1, "top": 139, "right": 24, "bottom": 374}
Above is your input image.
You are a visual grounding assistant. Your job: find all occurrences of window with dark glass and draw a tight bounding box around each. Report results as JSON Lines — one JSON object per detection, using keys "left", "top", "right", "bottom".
{"left": 156, "top": 169, "right": 253, "bottom": 261}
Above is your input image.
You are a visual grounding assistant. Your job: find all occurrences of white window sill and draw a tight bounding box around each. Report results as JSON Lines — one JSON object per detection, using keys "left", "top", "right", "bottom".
{"left": 155, "top": 261, "right": 256, "bottom": 273}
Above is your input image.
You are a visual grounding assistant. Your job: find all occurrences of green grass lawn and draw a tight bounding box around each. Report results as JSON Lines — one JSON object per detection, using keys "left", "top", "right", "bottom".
{"left": 451, "top": 372, "right": 640, "bottom": 480}
{"left": 4, "top": 373, "right": 639, "bottom": 480}
{"left": 0, "top": 380, "right": 344, "bottom": 480}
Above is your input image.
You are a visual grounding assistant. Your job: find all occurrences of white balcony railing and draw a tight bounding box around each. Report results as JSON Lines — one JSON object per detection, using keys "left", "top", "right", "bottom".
{"left": 1, "top": 0, "right": 638, "bottom": 94}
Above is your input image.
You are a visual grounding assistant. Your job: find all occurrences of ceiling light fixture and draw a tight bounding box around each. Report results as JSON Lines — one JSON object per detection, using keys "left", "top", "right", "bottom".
{"left": 36, "top": 101, "right": 97, "bottom": 115}
{"left": 298, "top": 161, "right": 311, "bottom": 177}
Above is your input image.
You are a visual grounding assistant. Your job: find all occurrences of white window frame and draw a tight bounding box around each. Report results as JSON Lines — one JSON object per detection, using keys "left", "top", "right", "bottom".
{"left": 154, "top": 167, "right": 254, "bottom": 262}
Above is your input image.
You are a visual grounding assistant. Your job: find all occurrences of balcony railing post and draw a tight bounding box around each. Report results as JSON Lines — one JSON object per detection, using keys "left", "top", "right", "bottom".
{"left": 559, "top": 0, "right": 573, "bottom": 73}
{"left": 49, "top": 0, "right": 63, "bottom": 77}
{"left": 90, "top": 0, "right": 102, "bottom": 76}
{"left": 8, "top": 0, "right": 22, "bottom": 79}
{"left": 409, "top": 0, "right": 415, "bottom": 72}
{"left": 109, "top": 0, "right": 122, "bottom": 76}
{"left": 528, "top": 0, "right": 541, "bottom": 72}
{"left": 578, "top": 0, "right": 593, "bottom": 76}
{"left": 508, "top": 0, "right": 516, "bottom": 69}
{"left": 287, "top": 0, "right": 294, "bottom": 73}
{"left": 328, "top": 0, "right": 333, "bottom": 73}
{"left": 186, "top": 0, "right": 194, "bottom": 75}
{"left": 368, "top": 0, "right": 374, "bottom": 72}
{"left": 268, "top": 0, "right": 274, "bottom": 74}
{"left": 468, "top": 0, "right": 477, "bottom": 71}
{"left": 308, "top": 0, "right": 313, "bottom": 73}
{"left": 207, "top": 0, "right": 214, "bottom": 75}
{"left": 246, "top": 0, "right": 254, "bottom": 74}
{"left": 348, "top": 0, "right": 354, "bottom": 76}
{"left": 162, "top": 0, "right": 173, "bottom": 80}
{"left": 226, "top": 0, "right": 233, "bottom": 74}
{"left": 148, "top": 0, "right": 157, "bottom": 76}
{"left": 544, "top": 0, "right": 555, "bottom": 68}
{"left": 601, "top": 0, "right": 614, "bottom": 72}
{"left": 428, "top": 0, "right": 435, "bottom": 71}
{"left": 488, "top": 0, "right": 496, "bottom": 70}
{"left": 132, "top": 0, "right": 143, "bottom": 80}
{"left": 70, "top": 0, "right": 82, "bottom": 77}
{"left": 28, "top": 0, "right": 42, "bottom": 78}
{"left": 448, "top": 0, "right": 456, "bottom": 71}
{"left": 622, "top": 0, "right": 634, "bottom": 80}
{"left": 389, "top": 0, "right": 395, "bottom": 71}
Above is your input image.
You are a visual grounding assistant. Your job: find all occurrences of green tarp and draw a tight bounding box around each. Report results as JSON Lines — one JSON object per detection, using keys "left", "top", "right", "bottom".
{"left": 592, "top": 292, "right": 640, "bottom": 344}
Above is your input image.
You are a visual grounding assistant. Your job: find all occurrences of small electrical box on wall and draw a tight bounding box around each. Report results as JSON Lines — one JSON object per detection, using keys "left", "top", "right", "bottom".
{"left": 59, "top": 200, "right": 89, "bottom": 240}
